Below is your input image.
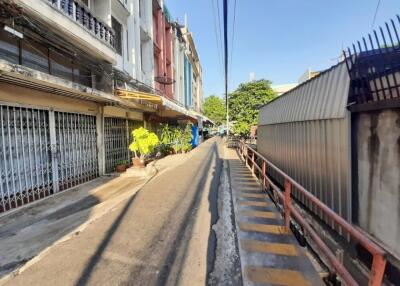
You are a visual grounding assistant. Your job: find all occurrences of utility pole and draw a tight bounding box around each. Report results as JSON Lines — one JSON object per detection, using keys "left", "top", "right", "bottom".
{"left": 223, "top": 0, "right": 229, "bottom": 136}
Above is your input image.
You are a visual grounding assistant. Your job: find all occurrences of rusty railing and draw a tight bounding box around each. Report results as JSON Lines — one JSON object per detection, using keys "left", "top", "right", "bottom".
{"left": 237, "top": 141, "right": 386, "bottom": 286}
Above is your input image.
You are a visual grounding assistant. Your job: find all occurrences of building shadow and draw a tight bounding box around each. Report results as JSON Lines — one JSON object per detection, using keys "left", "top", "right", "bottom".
{"left": 0, "top": 175, "right": 131, "bottom": 278}
{"left": 74, "top": 190, "right": 140, "bottom": 286}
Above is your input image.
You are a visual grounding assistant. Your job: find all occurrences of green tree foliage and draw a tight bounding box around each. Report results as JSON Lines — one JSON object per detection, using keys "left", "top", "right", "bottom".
{"left": 203, "top": 95, "right": 226, "bottom": 126}
{"left": 229, "top": 80, "right": 277, "bottom": 137}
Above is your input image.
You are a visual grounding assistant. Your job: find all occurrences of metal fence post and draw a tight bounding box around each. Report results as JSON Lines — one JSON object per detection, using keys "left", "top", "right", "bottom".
{"left": 369, "top": 254, "right": 386, "bottom": 286}
{"left": 284, "top": 179, "right": 292, "bottom": 231}
{"left": 245, "top": 148, "right": 249, "bottom": 168}
{"left": 262, "top": 161, "right": 266, "bottom": 189}
{"left": 251, "top": 152, "right": 255, "bottom": 173}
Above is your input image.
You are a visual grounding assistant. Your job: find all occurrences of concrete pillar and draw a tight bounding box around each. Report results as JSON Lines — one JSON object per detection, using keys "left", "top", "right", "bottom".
{"left": 48, "top": 110, "right": 60, "bottom": 193}
{"left": 96, "top": 105, "right": 105, "bottom": 175}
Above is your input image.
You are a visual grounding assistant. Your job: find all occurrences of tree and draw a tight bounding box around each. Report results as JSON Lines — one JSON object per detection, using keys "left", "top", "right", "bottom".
{"left": 228, "top": 79, "right": 277, "bottom": 137}
{"left": 203, "top": 95, "right": 226, "bottom": 126}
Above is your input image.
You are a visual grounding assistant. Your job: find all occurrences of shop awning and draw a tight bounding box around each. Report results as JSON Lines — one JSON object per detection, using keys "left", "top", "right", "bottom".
{"left": 161, "top": 97, "right": 192, "bottom": 116}
{"left": 115, "top": 88, "right": 212, "bottom": 123}
{"left": 115, "top": 89, "right": 162, "bottom": 102}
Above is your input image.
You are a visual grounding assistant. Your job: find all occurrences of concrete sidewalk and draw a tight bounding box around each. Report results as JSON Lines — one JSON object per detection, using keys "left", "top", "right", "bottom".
{"left": 0, "top": 138, "right": 223, "bottom": 286}
{"left": 225, "top": 147, "right": 324, "bottom": 286}
{"left": 0, "top": 151, "right": 193, "bottom": 281}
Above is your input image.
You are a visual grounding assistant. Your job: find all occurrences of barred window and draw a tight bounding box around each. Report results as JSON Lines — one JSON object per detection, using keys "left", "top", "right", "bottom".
{"left": 112, "top": 16, "right": 122, "bottom": 55}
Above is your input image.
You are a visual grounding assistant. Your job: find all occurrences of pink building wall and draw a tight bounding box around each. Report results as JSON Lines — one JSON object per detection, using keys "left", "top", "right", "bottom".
{"left": 152, "top": 1, "right": 173, "bottom": 99}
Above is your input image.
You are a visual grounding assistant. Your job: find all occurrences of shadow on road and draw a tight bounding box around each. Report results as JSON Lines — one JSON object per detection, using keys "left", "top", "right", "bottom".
{"left": 53, "top": 138, "right": 224, "bottom": 286}
{"left": 154, "top": 140, "right": 222, "bottom": 285}
{"left": 0, "top": 177, "right": 119, "bottom": 277}
{"left": 74, "top": 192, "right": 140, "bottom": 286}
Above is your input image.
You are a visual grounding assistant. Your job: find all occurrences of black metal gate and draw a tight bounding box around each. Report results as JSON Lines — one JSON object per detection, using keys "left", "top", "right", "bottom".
{"left": 104, "top": 118, "right": 142, "bottom": 173}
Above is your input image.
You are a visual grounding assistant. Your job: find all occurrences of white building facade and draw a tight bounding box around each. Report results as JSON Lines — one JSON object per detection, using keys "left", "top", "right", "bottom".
{"left": 0, "top": 0, "right": 207, "bottom": 214}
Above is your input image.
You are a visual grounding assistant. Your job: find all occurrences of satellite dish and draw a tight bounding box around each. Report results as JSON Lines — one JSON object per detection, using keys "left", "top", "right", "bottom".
{"left": 154, "top": 75, "right": 175, "bottom": 85}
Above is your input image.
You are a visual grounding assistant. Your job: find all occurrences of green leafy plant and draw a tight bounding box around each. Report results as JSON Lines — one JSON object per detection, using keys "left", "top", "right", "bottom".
{"left": 157, "top": 123, "right": 193, "bottom": 154}
{"left": 181, "top": 124, "right": 193, "bottom": 152}
{"left": 156, "top": 143, "right": 173, "bottom": 156}
{"left": 129, "top": 127, "right": 159, "bottom": 159}
{"left": 160, "top": 123, "right": 173, "bottom": 145}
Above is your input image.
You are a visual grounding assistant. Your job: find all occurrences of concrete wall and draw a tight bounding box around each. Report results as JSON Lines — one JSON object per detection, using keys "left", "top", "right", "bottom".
{"left": 355, "top": 108, "right": 400, "bottom": 259}
{"left": 91, "top": 0, "right": 111, "bottom": 25}
{"left": 0, "top": 82, "right": 99, "bottom": 115}
{"left": 181, "top": 29, "right": 202, "bottom": 113}
{"left": 103, "top": 106, "right": 143, "bottom": 121}
{"left": 173, "top": 32, "right": 185, "bottom": 105}
{"left": 111, "top": 0, "right": 132, "bottom": 76}
{"left": 137, "top": 0, "right": 154, "bottom": 87}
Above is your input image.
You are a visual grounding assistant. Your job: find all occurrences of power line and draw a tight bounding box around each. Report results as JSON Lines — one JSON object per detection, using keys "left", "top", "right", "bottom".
{"left": 371, "top": 0, "right": 382, "bottom": 29}
{"left": 223, "top": 0, "right": 229, "bottom": 135}
{"left": 229, "top": 0, "right": 237, "bottom": 73}
{"left": 216, "top": 0, "right": 224, "bottom": 69}
{"left": 211, "top": 0, "right": 224, "bottom": 78}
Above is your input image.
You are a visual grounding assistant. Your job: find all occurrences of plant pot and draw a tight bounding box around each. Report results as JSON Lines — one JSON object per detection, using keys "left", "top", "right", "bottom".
{"left": 116, "top": 164, "right": 127, "bottom": 173}
{"left": 132, "top": 158, "right": 145, "bottom": 168}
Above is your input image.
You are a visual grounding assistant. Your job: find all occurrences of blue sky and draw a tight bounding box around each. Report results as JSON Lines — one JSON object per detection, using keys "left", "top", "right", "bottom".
{"left": 165, "top": 0, "right": 399, "bottom": 97}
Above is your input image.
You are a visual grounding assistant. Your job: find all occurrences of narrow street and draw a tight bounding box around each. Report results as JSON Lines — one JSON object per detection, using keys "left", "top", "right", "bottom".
{"left": 1, "top": 1, "right": 399, "bottom": 285}
{"left": 1, "top": 138, "right": 327, "bottom": 286}
{"left": 1, "top": 137, "right": 235, "bottom": 286}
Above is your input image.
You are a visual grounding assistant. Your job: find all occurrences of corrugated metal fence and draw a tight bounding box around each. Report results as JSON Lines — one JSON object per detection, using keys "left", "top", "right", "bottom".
{"left": 258, "top": 119, "right": 352, "bottom": 224}
{"left": 258, "top": 62, "right": 352, "bottom": 224}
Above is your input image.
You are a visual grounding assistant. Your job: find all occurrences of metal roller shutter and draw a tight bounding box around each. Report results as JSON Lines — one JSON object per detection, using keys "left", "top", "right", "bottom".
{"left": 0, "top": 105, "right": 53, "bottom": 212}
{"left": 104, "top": 117, "right": 129, "bottom": 173}
{"left": 55, "top": 112, "right": 99, "bottom": 191}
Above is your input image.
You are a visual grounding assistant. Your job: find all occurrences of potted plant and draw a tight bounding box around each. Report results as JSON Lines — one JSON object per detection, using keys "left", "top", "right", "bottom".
{"left": 115, "top": 160, "right": 128, "bottom": 173}
{"left": 181, "top": 124, "right": 193, "bottom": 153}
{"left": 129, "top": 127, "right": 159, "bottom": 168}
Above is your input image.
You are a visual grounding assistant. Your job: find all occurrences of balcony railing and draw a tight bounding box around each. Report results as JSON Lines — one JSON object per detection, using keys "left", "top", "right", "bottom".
{"left": 47, "top": 0, "right": 115, "bottom": 49}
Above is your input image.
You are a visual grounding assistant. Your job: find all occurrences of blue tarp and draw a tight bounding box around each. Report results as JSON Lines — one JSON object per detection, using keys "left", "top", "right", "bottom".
{"left": 191, "top": 125, "right": 199, "bottom": 148}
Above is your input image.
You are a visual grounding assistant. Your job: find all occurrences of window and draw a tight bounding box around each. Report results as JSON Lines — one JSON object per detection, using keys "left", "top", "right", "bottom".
{"left": 139, "top": 0, "right": 144, "bottom": 18}
{"left": 50, "top": 49, "right": 73, "bottom": 81}
{"left": 0, "top": 29, "right": 20, "bottom": 64}
{"left": 140, "top": 42, "right": 145, "bottom": 71}
{"left": 112, "top": 16, "right": 122, "bottom": 55}
{"left": 22, "top": 40, "right": 49, "bottom": 73}
{"left": 73, "top": 63, "right": 92, "bottom": 87}
{"left": 126, "top": 30, "right": 129, "bottom": 61}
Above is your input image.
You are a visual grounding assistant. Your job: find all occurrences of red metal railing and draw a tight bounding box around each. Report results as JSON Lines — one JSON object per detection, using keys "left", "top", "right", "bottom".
{"left": 237, "top": 141, "right": 387, "bottom": 286}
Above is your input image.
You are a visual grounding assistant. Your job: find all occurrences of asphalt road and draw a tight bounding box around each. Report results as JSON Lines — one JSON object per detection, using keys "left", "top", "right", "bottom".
{"left": 2, "top": 137, "right": 227, "bottom": 286}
